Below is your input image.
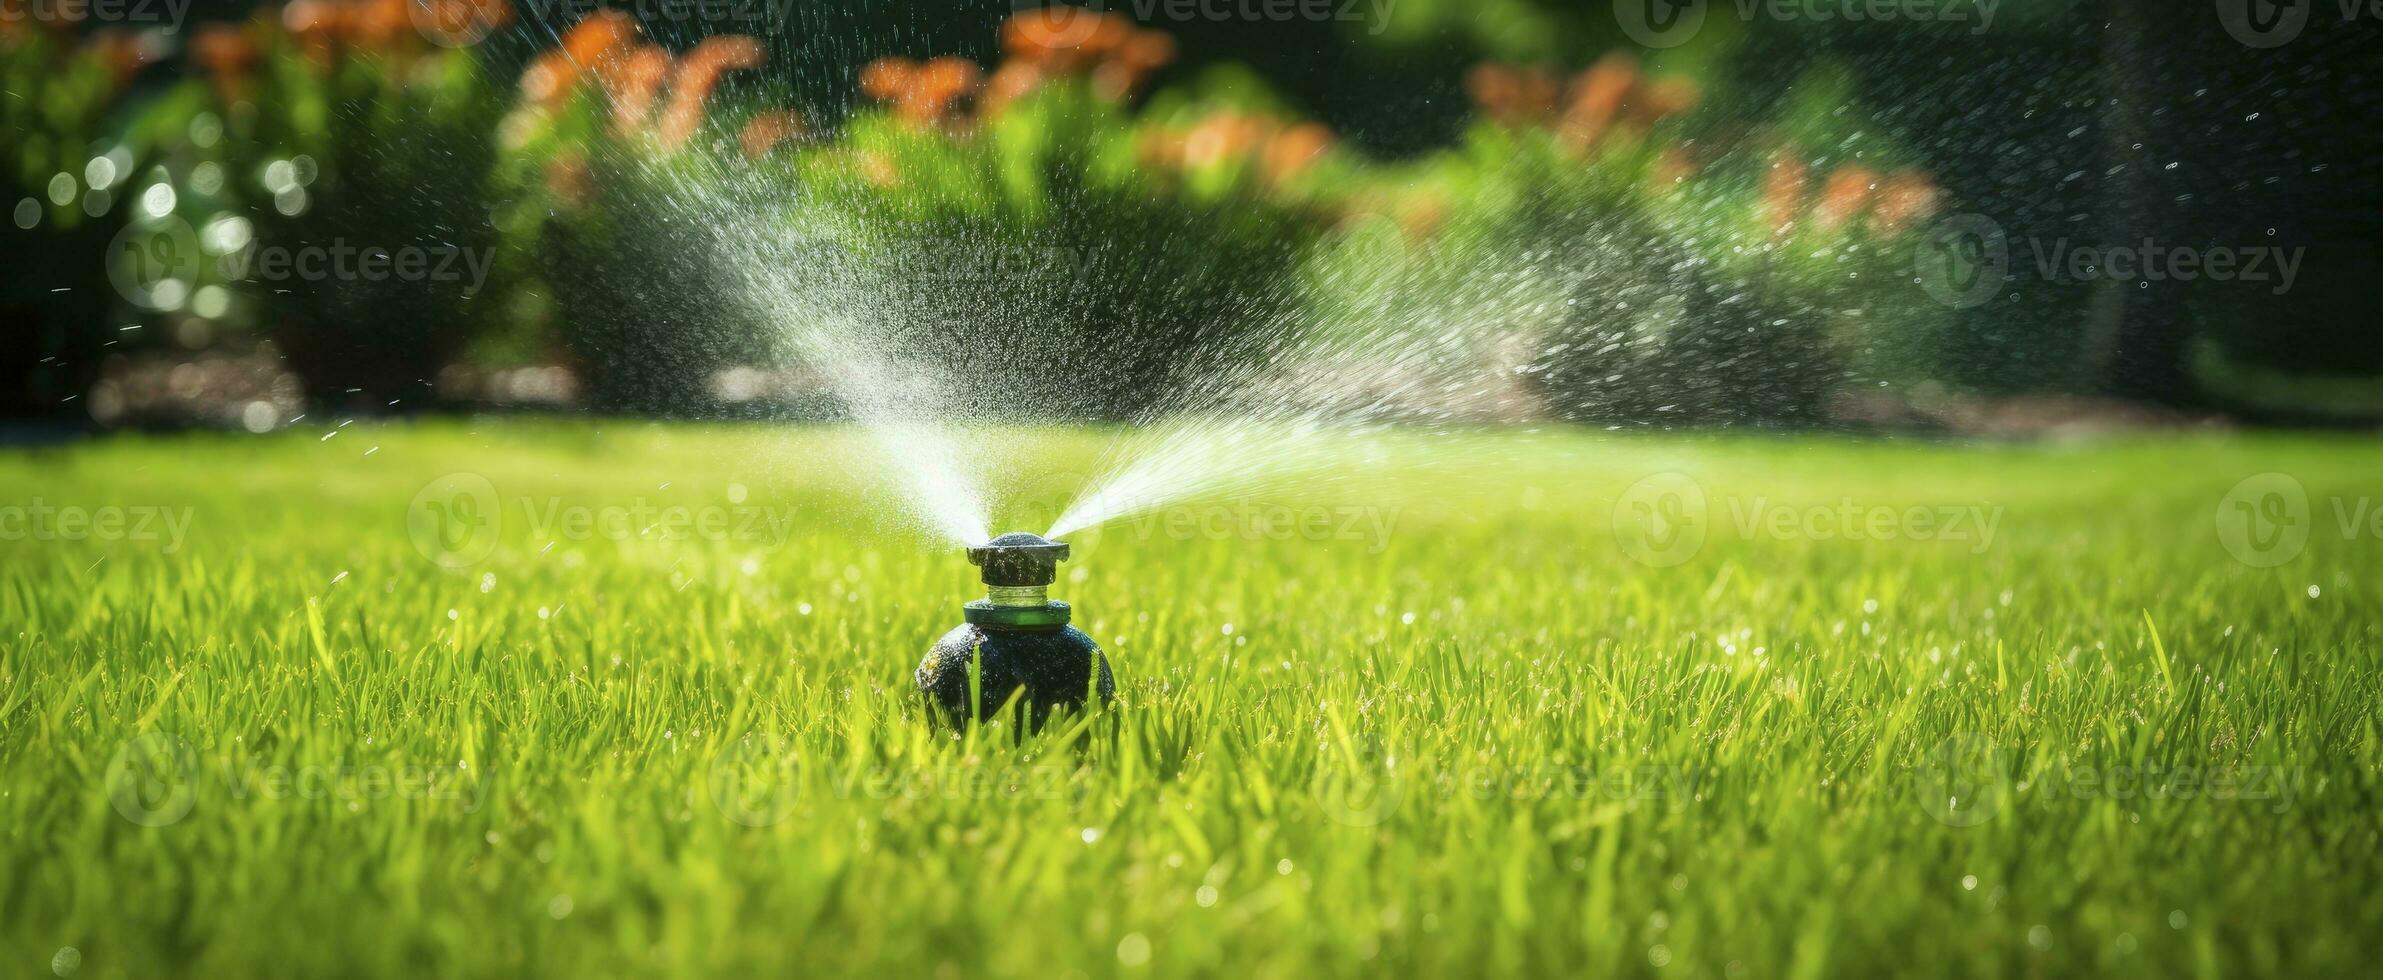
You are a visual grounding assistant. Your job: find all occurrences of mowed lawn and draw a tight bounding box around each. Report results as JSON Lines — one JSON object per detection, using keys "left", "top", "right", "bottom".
{"left": 1, "top": 421, "right": 2378, "bottom": 978}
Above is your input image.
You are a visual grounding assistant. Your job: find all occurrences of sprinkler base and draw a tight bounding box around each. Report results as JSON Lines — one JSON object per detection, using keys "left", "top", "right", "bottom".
{"left": 917, "top": 621, "right": 1113, "bottom": 727}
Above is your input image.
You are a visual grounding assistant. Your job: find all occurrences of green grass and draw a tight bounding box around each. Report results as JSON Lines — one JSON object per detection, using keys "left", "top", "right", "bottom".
{"left": 3, "top": 421, "right": 2378, "bottom": 978}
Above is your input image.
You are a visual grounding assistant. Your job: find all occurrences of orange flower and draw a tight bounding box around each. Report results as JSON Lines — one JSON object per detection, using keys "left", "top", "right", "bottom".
{"left": 1464, "top": 65, "right": 1518, "bottom": 119}
{"left": 1397, "top": 193, "right": 1447, "bottom": 242}
{"left": 1559, "top": 52, "right": 1638, "bottom": 152}
{"left": 414, "top": 0, "right": 512, "bottom": 45}
{"left": 1630, "top": 76, "right": 1700, "bottom": 128}
{"left": 1097, "top": 28, "right": 1171, "bottom": 99}
{"left": 656, "top": 34, "right": 765, "bottom": 148}
{"left": 1089, "top": 59, "right": 1144, "bottom": 102}
{"left": 281, "top": 0, "right": 333, "bottom": 35}
{"left": 1183, "top": 113, "right": 1272, "bottom": 170}
{"left": 1002, "top": 6, "right": 1132, "bottom": 72}
{"left": 339, "top": 0, "right": 415, "bottom": 50}
{"left": 859, "top": 56, "right": 917, "bottom": 103}
{"left": 996, "top": 9, "right": 1171, "bottom": 104}
{"left": 603, "top": 45, "right": 673, "bottom": 136}
{"left": 281, "top": 0, "right": 341, "bottom": 67}
{"left": 1465, "top": 64, "right": 1561, "bottom": 128}
{"left": 1516, "top": 69, "right": 1562, "bottom": 122}
{"left": 739, "top": 109, "right": 805, "bottom": 160}
{"left": 1812, "top": 166, "right": 1878, "bottom": 232}
{"left": 1117, "top": 29, "right": 1174, "bottom": 71}
{"left": 520, "top": 10, "right": 638, "bottom": 107}
{"left": 519, "top": 50, "right": 574, "bottom": 105}
{"left": 1869, "top": 171, "right": 1941, "bottom": 235}
{"left": 1761, "top": 150, "right": 1810, "bottom": 233}
{"left": 191, "top": 22, "right": 259, "bottom": 102}
{"left": 561, "top": 9, "right": 637, "bottom": 66}
{"left": 981, "top": 60, "right": 1046, "bottom": 116}
{"left": 899, "top": 56, "right": 980, "bottom": 123}
{"left": 1261, "top": 122, "right": 1333, "bottom": 185}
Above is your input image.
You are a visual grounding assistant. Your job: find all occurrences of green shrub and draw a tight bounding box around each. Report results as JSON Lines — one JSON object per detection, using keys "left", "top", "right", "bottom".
{"left": 191, "top": 19, "right": 509, "bottom": 409}
{"left": 0, "top": 29, "right": 169, "bottom": 418}
{"left": 525, "top": 142, "right": 785, "bottom": 416}
{"left": 1305, "top": 58, "right": 1950, "bottom": 428}
{"left": 787, "top": 78, "right": 1326, "bottom": 421}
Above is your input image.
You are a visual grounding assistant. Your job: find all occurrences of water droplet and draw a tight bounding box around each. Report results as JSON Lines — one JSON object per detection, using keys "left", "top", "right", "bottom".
{"left": 1116, "top": 933, "right": 1151, "bottom": 966}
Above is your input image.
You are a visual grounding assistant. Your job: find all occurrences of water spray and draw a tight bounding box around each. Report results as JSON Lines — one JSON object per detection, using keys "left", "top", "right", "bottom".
{"left": 916, "top": 531, "right": 1113, "bottom": 726}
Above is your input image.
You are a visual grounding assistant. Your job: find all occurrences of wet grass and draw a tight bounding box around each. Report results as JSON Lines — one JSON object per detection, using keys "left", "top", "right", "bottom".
{"left": 2, "top": 421, "right": 2379, "bottom": 978}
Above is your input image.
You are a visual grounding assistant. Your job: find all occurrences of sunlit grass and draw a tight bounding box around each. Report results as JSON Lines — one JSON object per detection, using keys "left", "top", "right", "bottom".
{"left": 2, "top": 421, "right": 2377, "bottom": 977}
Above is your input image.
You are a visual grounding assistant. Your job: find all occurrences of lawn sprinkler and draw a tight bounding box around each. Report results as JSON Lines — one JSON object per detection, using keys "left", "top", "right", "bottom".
{"left": 916, "top": 531, "right": 1113, "bottom": 726}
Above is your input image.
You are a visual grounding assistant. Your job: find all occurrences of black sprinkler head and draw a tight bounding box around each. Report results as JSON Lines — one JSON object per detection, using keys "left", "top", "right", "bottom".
{"left": 966, "top": 531, "right": 1071, "bottom": 587}
{"left": 918, "top": 530, "right": 1113, "bottom": 727}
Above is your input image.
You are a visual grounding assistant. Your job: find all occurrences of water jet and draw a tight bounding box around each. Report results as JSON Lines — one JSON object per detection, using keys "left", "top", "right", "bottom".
{"left": 916, "top": 531, "right": 1113, "bottom": 726}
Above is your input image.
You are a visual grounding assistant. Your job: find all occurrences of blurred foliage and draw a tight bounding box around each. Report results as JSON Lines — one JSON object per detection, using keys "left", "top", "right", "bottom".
{"left": 0, "top": 23, "right": 169, "bottom": 416}
{"left": 495, "top": 21, "right": 786, "bottom": 415}
{"left": 796, "top": 63, "right": 1336, "bottom": 420}
{"left": 494, "top": 8, "right": 1334, "bottom": 419}
{"left": 4, "top": 0, "right": 2374, "bottom": 424}
{"left": 1300, "top": 54, "right": 1945, "bottom": 426}
{"left": 180, "top": 2, "right": 513, "bottom": 408}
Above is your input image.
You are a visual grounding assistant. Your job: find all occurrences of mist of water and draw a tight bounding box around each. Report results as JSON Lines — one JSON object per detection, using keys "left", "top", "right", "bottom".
{"left": 508, "top": 31, "right": 1817, "bottom": 551}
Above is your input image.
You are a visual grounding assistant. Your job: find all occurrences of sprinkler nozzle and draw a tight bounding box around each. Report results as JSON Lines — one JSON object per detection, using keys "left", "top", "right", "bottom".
{"left": 967, "top": 531, "right": 1070, "bottom": 589}
{"left": 960, "top": 531, "right": 1072, "bottom": 625}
